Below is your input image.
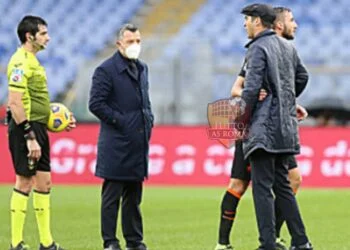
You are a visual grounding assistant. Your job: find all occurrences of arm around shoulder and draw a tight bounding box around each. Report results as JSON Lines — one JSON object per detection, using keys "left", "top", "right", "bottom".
{"left": 231, "top": 76, "right": 245, "bottom": 97}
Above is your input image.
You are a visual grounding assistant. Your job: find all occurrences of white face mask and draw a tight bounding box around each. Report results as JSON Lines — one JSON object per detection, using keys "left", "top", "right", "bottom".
{"left": 125, "top": 43, "right": 141, "bottom": 59}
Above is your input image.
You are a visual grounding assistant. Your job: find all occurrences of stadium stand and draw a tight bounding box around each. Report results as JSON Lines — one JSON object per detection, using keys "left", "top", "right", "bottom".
{"left": 0, "top": 0, "right": 144, "bottom": 101}
{"left": 1, "top": 0, "right": 349, "bottom": 124}
{"left": 157, "top": 0, "right": 350, "bottom": 124}
{"left": 141, "top": 0, "right": 206, "bottom": 36}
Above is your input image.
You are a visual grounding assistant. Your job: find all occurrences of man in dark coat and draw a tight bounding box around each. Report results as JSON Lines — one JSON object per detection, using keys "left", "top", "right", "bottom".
{"left": 240, "top": 4, "right": 313, "bottom": 250}
{"left": 89, "top": 23, "right": 153, "bottom": 250}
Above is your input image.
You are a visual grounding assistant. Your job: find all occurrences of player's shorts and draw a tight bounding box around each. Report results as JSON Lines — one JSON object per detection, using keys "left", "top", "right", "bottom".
{"left": 286, "top": 154, "right": 298, "bottom": 170}
{"left": 8, "top": 120, "right": 50, "bottom": 177}
{"left": 230, "top": 140, "right": 251, "bottom": 181}
{"left": 230, "top": 141, "right": 299, "bottom": 180}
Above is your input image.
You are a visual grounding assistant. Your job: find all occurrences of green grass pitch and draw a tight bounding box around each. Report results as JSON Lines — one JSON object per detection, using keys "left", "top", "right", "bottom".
{"left": 0, "top": 186, "right": 349, "bottom": 250}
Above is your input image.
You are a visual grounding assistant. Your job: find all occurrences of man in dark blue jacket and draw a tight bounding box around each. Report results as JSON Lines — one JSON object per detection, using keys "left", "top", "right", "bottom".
{"left": 240, "top": 4, "right": 312, "bottom": 250}
{"left": 89, "top": 23, "right": 153, "bottom": 250}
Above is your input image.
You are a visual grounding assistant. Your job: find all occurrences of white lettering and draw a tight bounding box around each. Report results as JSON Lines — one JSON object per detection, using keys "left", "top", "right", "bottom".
{"left": 300, "top": 145, "right": 314, "bottom": 157}
{"left": 172, "top": 145, "right": 196, "bottom": 175}
{"left": 176, "top": 145, "right": 196, "bottom": 155}
{"left": 324, "top": 141, "right": 348, "bottom": 157}
{"left": 172, "top": 159, "right": 195, "bottom": 175}
{"left": 51, "top": 157, "right": 75, "bottom": 174}
{"left": 150, "top": 144, "right": 166, "bottom": 155}
{"left": 89, "top": 159, "right": 96, "bottom": 174}
{"left": 75, "top": 158, "right": 86, "bottom": 174}
{"left": 297, "top": 160, "right": 312, "bottom": 176}
{"left": 149, "top": 144, "right": 166, "bottom": 175}
{"left": 345, "top": 160, "right": 350, "bottom": 176}
{"left": 77, "top": 144, "right": 96, "bottom": 155}
{"left": 203, "top": 159, "right": 232, "bottom": 176}
{"left": 52, "top": 138, "right": 76, "bottom": 154}
{"left": 149, "top": 159, "right": 164, "bottom": 175}
{"left": 207, "top": 145, "right": 226, "bottom": 156}
{"left": 321, "top": 160, "right": 343, "bottom": 176}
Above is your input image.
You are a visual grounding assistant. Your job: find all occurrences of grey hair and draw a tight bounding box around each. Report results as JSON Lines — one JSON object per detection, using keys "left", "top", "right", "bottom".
{"left": 117, "top": 23, "right": 138, "bottom": 41}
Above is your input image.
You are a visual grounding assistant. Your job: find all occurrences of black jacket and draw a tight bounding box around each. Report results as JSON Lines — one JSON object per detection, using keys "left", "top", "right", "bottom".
{"left": 89, "top": 51, "right": 154, "bottom": 181}
{"left": 241, "top": 30, "right": 308, "bottom": 158}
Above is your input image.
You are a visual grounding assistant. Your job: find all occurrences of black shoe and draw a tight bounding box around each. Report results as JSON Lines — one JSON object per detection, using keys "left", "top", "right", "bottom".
{"left": 126, "top": 243, "right": 147, "bottom": 250}
{"left": 104, "top": 243, "right": 121, "bottom": 250}
{"left": 39, "top": 242, "right": 65, "bottom": 250}
{"left": 290, "top": 242, "right": 313, "bottom": 250}
{"left": 276, "top": 238, "right": 288, "bottom": 250}
{"left": 276, "top": 245, "right": 288, "bottom": 250}
{"left": 9, "top": 242, "right": 30, "bottom": 250}
{"left": 256, "top": 246, "right": 285, "bottom": 250}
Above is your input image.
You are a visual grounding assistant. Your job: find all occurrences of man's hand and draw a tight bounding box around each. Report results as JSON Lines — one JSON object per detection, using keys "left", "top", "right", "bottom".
{"left": 296, "top": 104, "right": 308, "bottom": 121}
{"left": 65, "top": 112, "right": 77, "bottom": 132}
{"left": 258, "top": 89, "right": 268, "bottom": 101}
{"left": 27, "top": 139, "right": 41, "bottom": 162}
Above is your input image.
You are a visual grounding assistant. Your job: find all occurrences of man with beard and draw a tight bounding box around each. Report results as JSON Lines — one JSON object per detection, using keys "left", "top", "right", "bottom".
{"left": 215, "top": 5, "right": 311, "bottom": 250}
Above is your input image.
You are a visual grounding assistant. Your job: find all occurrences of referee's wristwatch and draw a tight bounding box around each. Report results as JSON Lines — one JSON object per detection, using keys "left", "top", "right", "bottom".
{"left": 19, "top": 120, "right": 36, "bottom": 140}
{"left": 24, "top": 130, "right": 36, "bottom": 140}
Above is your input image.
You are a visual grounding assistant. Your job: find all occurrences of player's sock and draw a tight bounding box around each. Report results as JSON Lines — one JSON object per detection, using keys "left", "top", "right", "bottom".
{"left": 218, "top": 188, "right": 241, "bottom": 245}
{"left": 11, "top": 189, "right": 29, "bottom": 247}
{"left": 33, "top": 190, "right": 53, "bottom": 247}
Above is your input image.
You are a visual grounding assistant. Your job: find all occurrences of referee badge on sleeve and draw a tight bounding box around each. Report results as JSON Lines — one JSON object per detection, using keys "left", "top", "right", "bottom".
{"left": 10, "top": 68, "right": 24, "bottom": 83}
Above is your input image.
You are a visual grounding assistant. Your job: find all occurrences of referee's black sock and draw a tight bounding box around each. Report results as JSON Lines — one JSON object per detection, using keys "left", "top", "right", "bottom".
{"left": 218, "top": 189, "right": 241, "bottom": 245}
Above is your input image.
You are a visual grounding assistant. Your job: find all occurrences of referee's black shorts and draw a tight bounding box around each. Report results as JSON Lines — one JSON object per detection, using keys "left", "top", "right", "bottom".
{"left": 8, "top": 120, "right": 50, "bottom": 177}
{"left": 230, "top": 141, "right": 299, "bottom": 180}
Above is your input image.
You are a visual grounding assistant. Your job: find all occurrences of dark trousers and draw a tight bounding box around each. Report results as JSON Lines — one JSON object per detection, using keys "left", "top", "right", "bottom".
{"left": 249, "top": 149, "right": 309, "bottom": 250}
{"left": 101, "top": 180, "right": 143, "bottom": 248}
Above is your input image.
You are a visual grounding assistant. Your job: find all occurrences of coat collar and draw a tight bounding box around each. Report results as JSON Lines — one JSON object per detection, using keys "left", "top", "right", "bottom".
{"left": 245, "top": 29, "right": 276, "bottom": 48}
{"left": 113, "top": 51, "right": 141, "bottom": 74}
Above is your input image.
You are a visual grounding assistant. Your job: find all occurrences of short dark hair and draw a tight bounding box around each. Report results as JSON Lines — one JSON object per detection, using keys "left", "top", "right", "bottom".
{"left": 251, "top": 16, "right": 273, "bottom": 29}
{"left": 117, "top": 23, "right": 138, "bottom": 41}
{"left": 273, "top": 7, "right": 292, "bottom": 25}
{"left": 17, "top": 15, "right": 47, "bottom": 44}
{"left": 273, "top": 6, "right": 292, "bottom": 15}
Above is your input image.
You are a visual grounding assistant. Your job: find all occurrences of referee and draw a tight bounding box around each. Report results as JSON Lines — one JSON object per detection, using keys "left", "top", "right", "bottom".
{"left": 7, "top": 16, "right": 75, "bottom": 250}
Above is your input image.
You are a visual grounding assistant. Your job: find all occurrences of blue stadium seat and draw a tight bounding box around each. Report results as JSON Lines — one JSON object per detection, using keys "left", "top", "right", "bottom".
{"left": 1, "top": 0, "right": 349, "bottom": 111}
{"left": 0, "top": 0, "right": 144, "bottom": 101}
{"left": 160, "top": 0, "right": 350, "bottom": 106}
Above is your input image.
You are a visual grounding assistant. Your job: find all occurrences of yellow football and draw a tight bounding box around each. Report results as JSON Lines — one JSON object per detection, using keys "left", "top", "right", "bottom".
{"left": 47, "top": 103, "right": 71, "bottom": 132}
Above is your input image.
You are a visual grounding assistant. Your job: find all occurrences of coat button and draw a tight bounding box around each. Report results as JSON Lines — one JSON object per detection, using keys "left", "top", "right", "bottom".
{"left": 137, "top": 128, "right": 144, "bottom": 133}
